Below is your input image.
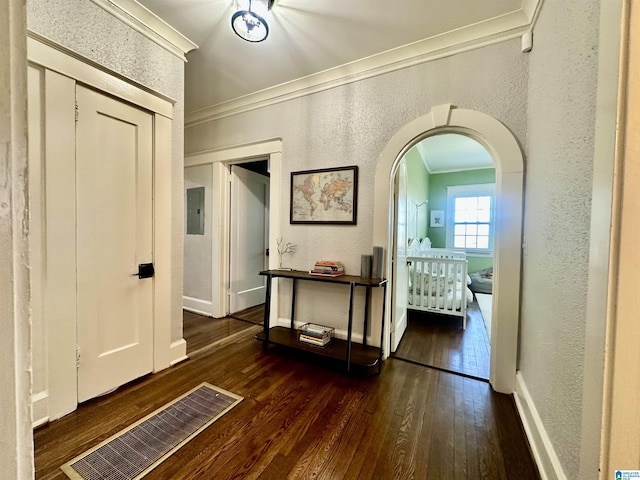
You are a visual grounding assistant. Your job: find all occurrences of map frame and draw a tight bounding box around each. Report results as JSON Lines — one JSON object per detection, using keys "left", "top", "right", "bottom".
{"left": 290, "top": 165, "right": 358, "bottom": 225}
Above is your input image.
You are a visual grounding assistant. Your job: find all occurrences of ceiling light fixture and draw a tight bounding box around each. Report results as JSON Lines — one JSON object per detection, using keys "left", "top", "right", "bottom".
{"left": 231, "top": 0, "right": 274, "bottom": 43}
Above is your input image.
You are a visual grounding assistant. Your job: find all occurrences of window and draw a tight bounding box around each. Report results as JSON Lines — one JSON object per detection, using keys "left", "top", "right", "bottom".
{"left": 446, "top": 184, "right": 495, "bottom": 253}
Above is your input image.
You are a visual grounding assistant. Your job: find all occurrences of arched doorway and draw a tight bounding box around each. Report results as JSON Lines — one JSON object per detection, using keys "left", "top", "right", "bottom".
{"left": 391, "top": 132, "right": 495, "bottom": 380}
{"left": 373, "top": 104, "right": 524, "bottom": 393}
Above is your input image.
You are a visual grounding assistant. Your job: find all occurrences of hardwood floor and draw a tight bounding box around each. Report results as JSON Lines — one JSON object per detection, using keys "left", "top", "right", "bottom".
{"left": 230, "top": 304, "right": 265, "bottom": 325}
{"left": 393, "top": 301, "right": 490, "bottom": 380}
{"left": 34, "top": 323, "right": 539, "bottom": 479}
{"left": 183, "top": 310, "right": 258, "bottom": 355}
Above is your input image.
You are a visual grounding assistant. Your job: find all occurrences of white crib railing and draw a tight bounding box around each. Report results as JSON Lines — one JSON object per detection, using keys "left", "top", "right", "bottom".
{"left": 407, "top": 254, "right": 468, "bottom": 329}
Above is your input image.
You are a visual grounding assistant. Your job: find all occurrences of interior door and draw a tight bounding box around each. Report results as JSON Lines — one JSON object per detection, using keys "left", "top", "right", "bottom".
{"left": 76, "top": 85, "right": 154, "bottom": 402}
{"left": 229, "top": 165, "right": 269, "bottom": 314}
{"left": 391, "top": 161, "right": 409, "bottom": 352}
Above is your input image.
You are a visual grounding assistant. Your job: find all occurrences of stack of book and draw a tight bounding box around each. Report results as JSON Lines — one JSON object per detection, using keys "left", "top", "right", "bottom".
{"left": 298, "top": 323, "right": 334, "bottom": 347}
{"left": 310, "top": 260, "right": 345, "bottom": 276}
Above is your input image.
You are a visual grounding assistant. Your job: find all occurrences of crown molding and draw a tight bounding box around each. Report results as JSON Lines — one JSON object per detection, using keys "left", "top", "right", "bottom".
{"left": 523, "top": 0, "right": 545, "bottom": 30}
{"left": 91, "top": 0, "right": 198, "bottom": 61}
{"left": 185, "top": 2, "right": 540, "bottom": 127}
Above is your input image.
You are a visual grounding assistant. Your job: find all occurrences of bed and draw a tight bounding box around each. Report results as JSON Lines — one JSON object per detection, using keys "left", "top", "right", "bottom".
{"left": 469, "top": 267, "right": 493, "bottom": 294}
{"left": 406, "top": 238, "right": 472, "bottom": 329}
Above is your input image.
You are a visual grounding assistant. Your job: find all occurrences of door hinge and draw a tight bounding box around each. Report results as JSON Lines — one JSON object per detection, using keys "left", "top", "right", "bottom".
{"left": 76, "top": 346, "right": 80, "bottom": 368}
{"left": 75, "top": 100, "right": 79, "bottom": 123}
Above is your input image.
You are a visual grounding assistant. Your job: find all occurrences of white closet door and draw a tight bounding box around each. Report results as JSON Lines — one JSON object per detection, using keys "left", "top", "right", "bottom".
{"left": 76, "top": 85, "right": 154, "bottom": 402}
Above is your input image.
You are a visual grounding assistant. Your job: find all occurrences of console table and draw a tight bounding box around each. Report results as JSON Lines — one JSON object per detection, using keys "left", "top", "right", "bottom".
{"left": 256, "top": 269, "right": 387, "bottom": 374}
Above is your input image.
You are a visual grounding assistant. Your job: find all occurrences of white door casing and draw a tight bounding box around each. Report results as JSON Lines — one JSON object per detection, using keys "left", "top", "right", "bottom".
{"left": 76, "top": 85, "right": 154, "bottom": 402}
{"left": 27, "top": 36, "right": 175, "bottom": 421}
{"left": 184, "top": 140, "right": 282, "bottom": 324}
{"left": 229, "top": 165, "right": 269, "bottom": 314}
{"left": 391, "top": 160, "right": 409, "bottom": 351}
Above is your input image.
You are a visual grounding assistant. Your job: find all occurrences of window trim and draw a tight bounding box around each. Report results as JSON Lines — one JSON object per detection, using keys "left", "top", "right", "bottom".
{"left": 445, "top": 183, "right": 495, "bottom": 254}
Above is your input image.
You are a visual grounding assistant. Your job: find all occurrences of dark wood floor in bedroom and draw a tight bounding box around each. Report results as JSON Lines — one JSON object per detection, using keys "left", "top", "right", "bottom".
{"left": 393, "top": 300, "right": 490, "bottom": 380}
{"left": 34, "top": 308, "right": 538, "bottom": 480}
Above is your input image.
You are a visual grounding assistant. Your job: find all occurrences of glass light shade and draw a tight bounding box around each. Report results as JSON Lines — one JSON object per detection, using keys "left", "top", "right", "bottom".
{"left": 232, "top": 0, "right": 272, "bottom": 43}
{"left": 232, "top": 10, "right": 269, "bottom": 42}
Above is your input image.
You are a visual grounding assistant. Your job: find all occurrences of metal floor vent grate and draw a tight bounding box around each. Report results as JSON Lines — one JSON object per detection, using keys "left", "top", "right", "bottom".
{"left": 61, "top": 383, "right": 243, "bottom": 480}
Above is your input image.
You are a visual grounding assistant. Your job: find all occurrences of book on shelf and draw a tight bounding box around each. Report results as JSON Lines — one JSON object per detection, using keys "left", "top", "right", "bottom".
{"left": 310, "top": 260, "right": 344, "bottom": 276}
{"left": 299, "top": 334, "right": 331, "bottom": 346}
{"left": 309, "top": 271, "right": 344, "bottom": 277}
{"left": 298, "top": 323, "right": 334, "bottom": 346}
{"left": 314, "top": 260, "right": 344, "bottom": 268}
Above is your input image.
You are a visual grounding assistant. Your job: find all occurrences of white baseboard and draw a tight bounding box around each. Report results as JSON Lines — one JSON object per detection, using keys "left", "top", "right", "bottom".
{"left": 31, "top": 390, "right": 49, "bottom": 428}
{"left": 169, "top": 338, "right": 188, "bottom": 366}
{"left": 514, "top": 371, "right": 567, "bottom": 480}
{"left": 183, "top": 296, "right": 213, "bottom": 317}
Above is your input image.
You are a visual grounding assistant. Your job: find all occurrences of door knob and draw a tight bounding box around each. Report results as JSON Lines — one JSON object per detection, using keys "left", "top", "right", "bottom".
{"left": 131, "top": 263, "right": 154, "bottom": 279}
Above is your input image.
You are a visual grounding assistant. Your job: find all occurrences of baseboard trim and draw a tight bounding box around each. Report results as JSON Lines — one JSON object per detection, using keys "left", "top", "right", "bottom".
{"left": 183, "top": 296, "right": 213, "bottom": 317}
{"left": 31, "top": 390, "right": 49, "bottom": 429}
{"left": 169, "top": 338, "right": 188, "bottom": 366}
{"left": 514, "top": 371, "right": 567, "bottom": 480}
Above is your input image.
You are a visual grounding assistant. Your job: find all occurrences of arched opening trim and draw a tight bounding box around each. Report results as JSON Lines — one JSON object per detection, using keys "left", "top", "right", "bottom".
{"left": 373, "top": 104, "right": 524, "bottom": 393}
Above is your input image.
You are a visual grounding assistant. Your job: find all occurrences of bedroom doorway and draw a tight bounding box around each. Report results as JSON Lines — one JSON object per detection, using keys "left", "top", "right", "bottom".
{"left": 373, "top": 104, "right": 524, "bottom": 394}
{"left": 390, "top": 133, "right": 494, "bottom": 381}
{"left": 184, "top": 139, "right": 283, "bottom": 327}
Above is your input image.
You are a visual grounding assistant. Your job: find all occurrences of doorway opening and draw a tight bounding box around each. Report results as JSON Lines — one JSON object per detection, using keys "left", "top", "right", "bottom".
{"left": 183, "top": 139, "right": 283, "bottom": 355}
{"left": 390, "top": 132, "right": 495, "bottom": 381}
{"left": 373, "top": 104, "right": 523, "bottom": 393}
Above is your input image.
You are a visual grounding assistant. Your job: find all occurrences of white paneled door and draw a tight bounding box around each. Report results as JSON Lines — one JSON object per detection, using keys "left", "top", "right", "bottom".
{"left": 76, "top": 86, "right": 154, "bottom": 402}
{"left": 229, "top": 165, "right": 269, "bottom": 314}
{"left": 391, "top": 160, "right": 409, "bottom": 352}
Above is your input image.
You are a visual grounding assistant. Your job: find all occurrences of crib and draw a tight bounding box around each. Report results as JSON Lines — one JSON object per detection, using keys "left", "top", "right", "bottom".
{"left": 407, "top": 238, "right": 471, "bottom": 329}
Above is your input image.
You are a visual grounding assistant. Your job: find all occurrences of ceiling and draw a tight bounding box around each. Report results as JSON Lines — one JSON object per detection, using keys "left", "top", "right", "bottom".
{"left": 133, "top": 0, "right": 536, "bottom": 120}
{"left": 413, "top": 134, "right": 494, "bottom": 174}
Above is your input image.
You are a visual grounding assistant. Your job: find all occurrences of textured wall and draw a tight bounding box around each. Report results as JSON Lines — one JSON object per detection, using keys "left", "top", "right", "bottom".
{"left": 186, "top": 38, "right": 528, "bottom": 333}
{"left": 0, "top": 0, "right": 33, "bottom": 476}
{"left": 184, "top": 165, "right": 213, "bottom": 302}
{"left": 28, "top": 0, "right": 185, "bottom": 343}
{"left": 521, "top": 0, "right": 601, "bottom": 477}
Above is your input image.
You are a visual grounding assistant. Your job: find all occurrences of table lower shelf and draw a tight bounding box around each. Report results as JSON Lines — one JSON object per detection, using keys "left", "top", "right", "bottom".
{"left": 256, "top": 326, "right": 381, "bottom": 368}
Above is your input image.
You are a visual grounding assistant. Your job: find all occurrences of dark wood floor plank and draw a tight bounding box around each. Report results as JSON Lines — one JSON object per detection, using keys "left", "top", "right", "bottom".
{"left": 453, "top": 374, "right": 470, "bottom": 478}
{"left": 183, "top": 310, "right": 257, "bottom": 354}
{"left": 394, "top": 300, "right": 490, "bottom": 379}
{"left": 230, "top": 304, "right": 265, "bottom": 324}
{"left": 462, "top": 377, "right": 481, "bottom": 478}
{"left": 429, "top": 373, "right": 456, "bottom": 479}
{"left": 343, "top": 361, "right": 410, "bottom": 479}
{"left": 34, "top": 311, "right": 539, "bottom": 480}
{"left": 368, "top": 377, "right": 413, "bottom": 479}
{"left": 391, "top": 366, "right": 430, "bottom": 480}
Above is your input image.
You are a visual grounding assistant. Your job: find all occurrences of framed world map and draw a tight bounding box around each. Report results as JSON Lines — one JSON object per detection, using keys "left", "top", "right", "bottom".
{"left": 290, "top": 166, "right": 358, "bottom": 224}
